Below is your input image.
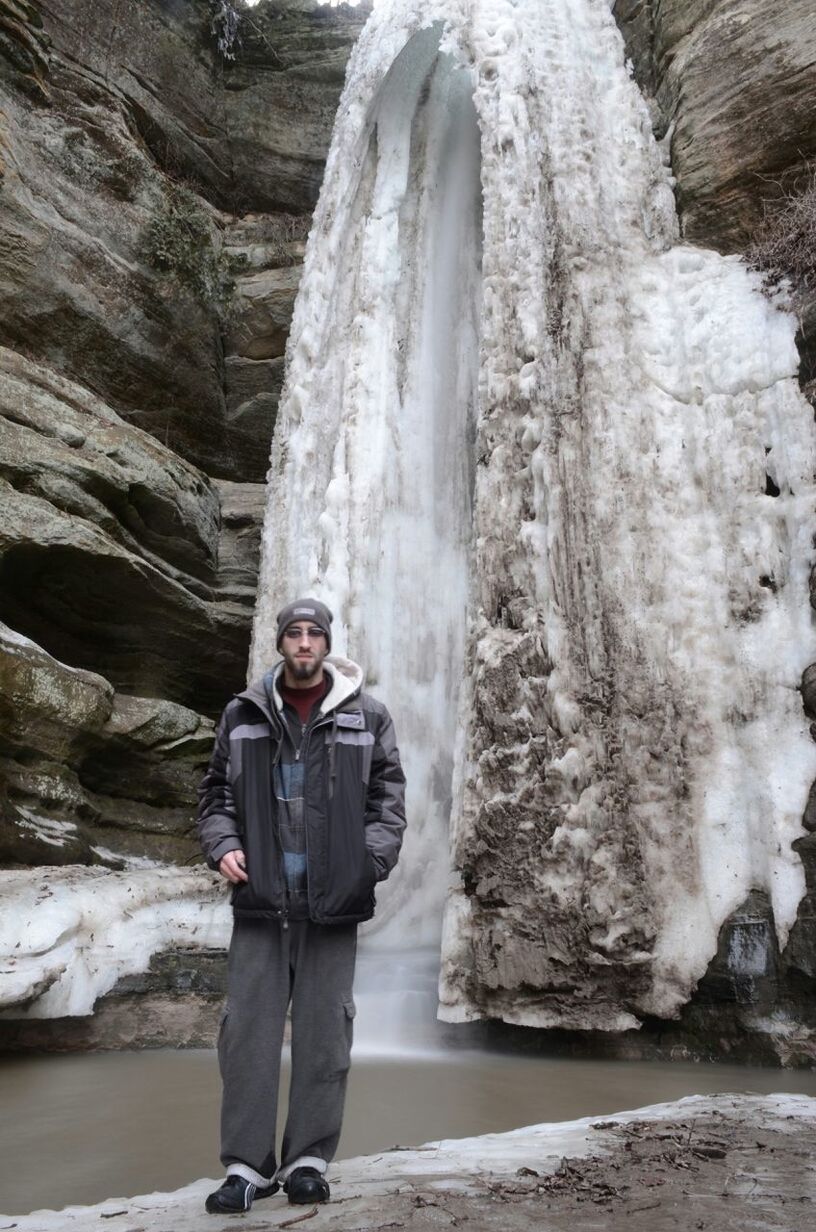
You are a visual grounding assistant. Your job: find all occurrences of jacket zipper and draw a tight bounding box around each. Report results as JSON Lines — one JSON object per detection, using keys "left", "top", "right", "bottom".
{"left": 296, "top": 712, "right": 336, "bottom": 917}
{"left": 296, "top": 722, "right": 314, "bottom": 916}
{"left": 287, "top": 712, "right": 327, "bottom": 922}
{"left": 267, "top": 710, "right": 289, "bottom": 929}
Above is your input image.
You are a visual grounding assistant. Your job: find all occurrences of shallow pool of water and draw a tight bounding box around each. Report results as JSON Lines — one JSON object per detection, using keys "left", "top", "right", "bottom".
{"left": 2, "top": 1045, "right": 816, "bottom": 1216}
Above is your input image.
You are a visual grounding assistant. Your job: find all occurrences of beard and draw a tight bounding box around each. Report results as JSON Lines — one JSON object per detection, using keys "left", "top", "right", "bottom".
{"left": 290, "top": 659, "right": 321, "bottom": 682}
{"left": 282, "top": 645, "right": 326, "bottom": 684}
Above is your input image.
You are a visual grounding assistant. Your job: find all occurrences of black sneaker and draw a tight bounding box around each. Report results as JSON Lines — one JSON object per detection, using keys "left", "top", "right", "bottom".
{"left": 205, "top": 1174, "right": 279, "bottom": 1214}
{"left": 283, "top": 1166, "right": 330, "bottom": 1205}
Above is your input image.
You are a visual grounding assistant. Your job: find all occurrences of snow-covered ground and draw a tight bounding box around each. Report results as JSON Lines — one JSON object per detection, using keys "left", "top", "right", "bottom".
{"left": 250, "top": 0, "right": 816, "bottom": 1026}
{"left": 0, "top": 867, "right": 229, "bottom": 1019}
{"left": 5, "top": 1094, "right": 814, "bottom": 1229}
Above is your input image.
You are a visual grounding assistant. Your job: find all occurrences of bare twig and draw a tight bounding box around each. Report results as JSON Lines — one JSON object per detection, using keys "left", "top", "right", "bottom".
{"left": 278, "top": 1207, "right": 319, "bottom": 1229}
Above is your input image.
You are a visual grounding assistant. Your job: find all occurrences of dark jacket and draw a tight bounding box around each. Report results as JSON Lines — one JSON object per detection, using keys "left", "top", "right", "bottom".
{"left": 197, "top": 657, "right": 406, "bottom": 925}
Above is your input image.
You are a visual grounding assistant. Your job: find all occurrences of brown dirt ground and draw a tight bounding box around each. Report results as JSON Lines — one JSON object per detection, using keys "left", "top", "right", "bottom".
{"left": 273, "top": 1111, "right": 816, "bottom": 1232}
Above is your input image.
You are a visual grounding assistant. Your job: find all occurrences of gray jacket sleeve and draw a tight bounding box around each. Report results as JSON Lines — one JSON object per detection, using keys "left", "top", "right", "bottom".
{"left": 197, "top": 711, "right": 244, "bottom": 869}
{"left": 364, "top": 705, "right": 407, "bottom": 880}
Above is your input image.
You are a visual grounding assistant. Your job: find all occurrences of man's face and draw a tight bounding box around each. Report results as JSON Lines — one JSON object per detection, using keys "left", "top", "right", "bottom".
{"left": 280, "top": 621, "right": 328, "bottom": 684}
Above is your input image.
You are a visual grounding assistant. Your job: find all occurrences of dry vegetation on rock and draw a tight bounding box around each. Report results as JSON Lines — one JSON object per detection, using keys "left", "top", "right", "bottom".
{"left": 748, "top": 165, "right": 816, "bottom": 309}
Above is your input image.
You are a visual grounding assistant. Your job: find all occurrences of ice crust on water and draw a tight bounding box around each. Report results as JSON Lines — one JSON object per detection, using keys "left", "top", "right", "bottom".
{"left": 0, "top": 868, "right": 230, "bottom": 1018}
{"left": 253, "top": 0, "right": 816, "bottom": 1027}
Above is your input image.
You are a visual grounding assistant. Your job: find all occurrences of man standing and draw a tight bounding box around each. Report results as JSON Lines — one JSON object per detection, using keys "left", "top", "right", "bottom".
{"left": 197, "top": 598, "right": 406, "bottom": 1212}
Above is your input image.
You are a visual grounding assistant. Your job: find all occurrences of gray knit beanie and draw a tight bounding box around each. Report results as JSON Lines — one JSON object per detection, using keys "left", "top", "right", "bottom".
{"left": 276, "top": 597, "right": 333, "bottom": 652}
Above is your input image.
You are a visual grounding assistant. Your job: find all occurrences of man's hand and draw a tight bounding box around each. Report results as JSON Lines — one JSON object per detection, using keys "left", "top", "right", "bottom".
{"left": 219, "top": 849, "right": 249, "bottom": 884}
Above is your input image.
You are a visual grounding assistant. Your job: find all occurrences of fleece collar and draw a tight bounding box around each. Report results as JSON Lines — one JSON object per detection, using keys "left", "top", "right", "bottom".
{"left": 316, "top": 656, "right": 364, "bottom": 714}
{"left": 239, "top": 656, "right": 363, "bottom": 723}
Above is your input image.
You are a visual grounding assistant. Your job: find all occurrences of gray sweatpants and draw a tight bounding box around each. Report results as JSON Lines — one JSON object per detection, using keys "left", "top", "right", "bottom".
{"left": 218, "top": 918, "right": 358, "bottom": 1183}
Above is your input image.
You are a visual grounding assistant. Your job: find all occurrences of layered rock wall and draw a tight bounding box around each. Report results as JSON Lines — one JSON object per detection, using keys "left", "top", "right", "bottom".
{"left": 0, "top": 0, "right": 366, "bottom": 872}
{"left": 613, "top": 0, "right": 816, "bottom": 246}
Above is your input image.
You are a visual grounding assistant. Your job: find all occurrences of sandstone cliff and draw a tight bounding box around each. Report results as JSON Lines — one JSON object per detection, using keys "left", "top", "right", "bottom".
{"left": 0, "top": 0, "right": 366, "bottom": 870}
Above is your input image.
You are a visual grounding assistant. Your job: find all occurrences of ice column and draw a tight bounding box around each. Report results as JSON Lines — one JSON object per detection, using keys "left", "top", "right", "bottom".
{"left": 251, "top": 21, "right": 482, "bottom": 947}
{"left": 253, "top": 0, "right": 816, "bottom": 1026}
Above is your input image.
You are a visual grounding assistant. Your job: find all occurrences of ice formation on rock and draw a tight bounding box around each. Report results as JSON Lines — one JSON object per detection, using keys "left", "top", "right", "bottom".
{"left": 252, "top": 0, "right": 816, "bottom": 1027}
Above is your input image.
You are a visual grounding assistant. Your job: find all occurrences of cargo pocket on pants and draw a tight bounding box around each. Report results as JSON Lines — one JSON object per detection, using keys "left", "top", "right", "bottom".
{"left": 327, "top": 998, "right": 355, "bottom": 1081}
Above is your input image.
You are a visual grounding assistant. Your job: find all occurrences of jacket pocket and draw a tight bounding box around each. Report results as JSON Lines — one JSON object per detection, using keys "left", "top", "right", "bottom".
{"left": 319, "top": 815, "right": 377, "bottom": 919}
{"left": 328, "top": 718, "right": 375, "bottom": 787}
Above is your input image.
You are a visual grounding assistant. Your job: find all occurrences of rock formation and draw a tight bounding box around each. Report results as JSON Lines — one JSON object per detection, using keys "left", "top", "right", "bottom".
{"left": 0, "top": 0, "right": 366, "bottom": 874}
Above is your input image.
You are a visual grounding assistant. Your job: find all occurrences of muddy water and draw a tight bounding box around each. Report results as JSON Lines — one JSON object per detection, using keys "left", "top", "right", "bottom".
{"left": 2, "top": 1047, "right": 816, "bottom": 1216}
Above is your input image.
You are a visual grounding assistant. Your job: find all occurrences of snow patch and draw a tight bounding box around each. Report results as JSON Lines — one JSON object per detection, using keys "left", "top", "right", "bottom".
{"left": 0, "top": 867, "right": 231, "bottom": 1018}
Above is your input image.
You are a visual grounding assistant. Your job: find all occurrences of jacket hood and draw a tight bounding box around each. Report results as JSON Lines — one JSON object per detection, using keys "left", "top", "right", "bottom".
{"left": 318, "top": 656, "right": 364, "bottom": 712}
{"left": 239, "top": 656, "right": 364, "bottom": 720}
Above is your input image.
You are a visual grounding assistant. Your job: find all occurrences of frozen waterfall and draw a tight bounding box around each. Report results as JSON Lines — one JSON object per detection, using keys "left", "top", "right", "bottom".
{"left": 252, "top": 18, "right": 482, "bottom": 948}
{"left": 251, "top": 0, "right": 816, "bottom": 1029}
